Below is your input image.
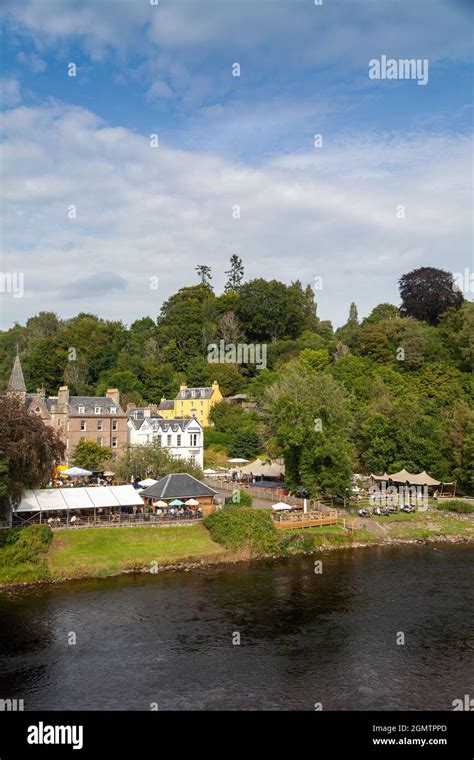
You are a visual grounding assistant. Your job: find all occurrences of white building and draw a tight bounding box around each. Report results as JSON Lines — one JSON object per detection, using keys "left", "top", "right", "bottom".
{"left": 127, "top": 415, "right": 204, "bottom": 469}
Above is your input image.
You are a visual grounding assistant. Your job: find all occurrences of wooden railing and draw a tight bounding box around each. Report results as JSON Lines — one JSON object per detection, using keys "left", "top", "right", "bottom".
{"left": 203, "top": 477, "right": 333, "bottom": 511}
{"left": 272, "top": 510, "right": 338, "bottom": 529}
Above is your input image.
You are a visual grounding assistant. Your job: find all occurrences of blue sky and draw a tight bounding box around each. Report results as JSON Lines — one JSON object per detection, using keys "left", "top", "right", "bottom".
{"left": 0, "top": 0, "right": 472, "bottom": 329}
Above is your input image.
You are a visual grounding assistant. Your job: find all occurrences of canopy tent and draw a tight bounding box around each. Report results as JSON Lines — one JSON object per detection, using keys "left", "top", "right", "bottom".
{"left": 240, "top": 459, "right": 285, "bottom": 478}
{"left": 370, "top": 470, "right": 441, "bottom": 486}
{"left": 62, "top": 467, "right": 92, "bottom": 477}
{"left": 138, "top": 478, "right": 158, "bottom": 488}
{"left": 271, "top": 502, "right": 292, "bottom": 511}
{"left": 14, "top": 485, "right": 144, "bottom": 513}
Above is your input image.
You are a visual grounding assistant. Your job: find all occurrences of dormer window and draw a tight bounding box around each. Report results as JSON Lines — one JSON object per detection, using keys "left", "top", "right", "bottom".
{"left": 110, "top": 406, "right": 117, "bottom": 414}
{"left": 200, "top": 390, "right": 205, "bottom": 397}
{"left": 78, "top": 406, "right": 85, "bottom": 414}
{"left": 181, "top": 391, "right": 186, "bottom": 398}
{"left": 94, "top": 406, "right": 101, "bottom": 414}
{"left": 191, "top": 390, "right": 196, "bottom": 398}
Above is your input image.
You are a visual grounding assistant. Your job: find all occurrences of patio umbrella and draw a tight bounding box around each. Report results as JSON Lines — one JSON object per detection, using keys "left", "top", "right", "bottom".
{"left": 154, "top": 500, "right": 168, "bottom": 507}
{"left": 62, "top": 467, "right": 92, "bottom": 477}
{"left": 227, "top": 458, "right": 249, "bottom": 464}
{"left": 138, "top": 478, "right": 159, "bottom": 488}
{"left": 103, "top": 471, "right": 115, "bottom": 477}
{"left": 272, "top": 502, "right": 292, "bottom": 511}
{"left": 169, "top": 499, "right": 184, "bottom": 507}
{"left": 203, "top": 468, "right": 218, "bottom": 475}
{"left": 185, "top": 498, "right": 199, "bottom": 506}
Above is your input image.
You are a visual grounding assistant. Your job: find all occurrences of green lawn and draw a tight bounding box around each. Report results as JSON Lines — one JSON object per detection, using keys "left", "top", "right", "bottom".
{"left": 48, "top": 524, "right": 226, "bottom": 579}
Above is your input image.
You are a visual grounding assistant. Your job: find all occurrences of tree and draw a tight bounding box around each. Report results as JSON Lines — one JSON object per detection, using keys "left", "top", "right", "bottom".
{"left": 236, "top": 279, "right": 309, "bottom": 341}
{"left": 262, "top": 360, "right": 355, "bottom": 495}
{"left": 71, "top": 439, "right": 112, "bottom": 471}
{"left": 114, "top": 440, "right": 203, "bottom": 482}
{"left": 363, "top": 303, "right": 400, "bottom": 324}
{"left": 0, "top": 396, "right": 65, "bottom": 519}
{"left": 195, "top": 265, "right": 212, "bottom": 287}
{"left": 224, "top": 255, "right": 244, "bottom": 292}
{"left": 229, "top": 430, "right": 261, "bottom": 459}
{"left": 399, "top": 267, "right": 463, "bottom": 325}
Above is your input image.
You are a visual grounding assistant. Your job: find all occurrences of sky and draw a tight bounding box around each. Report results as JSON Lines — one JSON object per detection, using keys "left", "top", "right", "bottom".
{"left": 0, "top": 0, "right": 472, "bottom": 330}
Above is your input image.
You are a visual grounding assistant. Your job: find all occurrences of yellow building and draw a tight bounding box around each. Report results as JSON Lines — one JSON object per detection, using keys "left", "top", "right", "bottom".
{"left": 158, "top": 381, "right": 223, "bottom": 427}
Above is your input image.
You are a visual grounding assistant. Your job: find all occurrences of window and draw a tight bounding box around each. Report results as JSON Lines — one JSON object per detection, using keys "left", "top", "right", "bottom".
{"left": 191, "top": 390, "right": 196, "bottom": 398}
{"left": 57, "top": 419, "right": 61, "bottom": 426}
{"left": 167, "top": 435, "right": 172, "bottom": 446}
{"left": 110, "top": 406, "right": 117, "bottom": 414}
{"left": 80, "top": 420, "right": 87, "bottom": 431}
{"left": 190, "top": 455, "right": 196, "bottom": 465}
{"left": 35, "top": 406, "right": 40, "bottom": 412}
{"left": 94, "top": 406, "right": 101, "bottom": 414}
{"left": 177, "top": 434, "right": 181, "bottom": 446}
{"left": 112, "top": 437, "right": 118, "bottom": 448}
{"left": 78, "top": 405, "right": 85, "bottom": 414}
{"left": 97, "top": 437, "right": 103, "bottom": 446}
{"left": 112, "top": 420, "right": 118, "bottom": 431}
{"left": 97, "top": 420, "right": 103, "bottom": 431}
{"left": 181, "top": 391, "right": 186, "bottom": 398}
{"left": 190, "top": 433, "right": 199, "bottom": 446}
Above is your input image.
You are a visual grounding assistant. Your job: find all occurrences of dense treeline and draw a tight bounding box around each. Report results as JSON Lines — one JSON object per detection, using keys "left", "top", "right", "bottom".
{"left": 1, "top": 264, "right": 472, "bottom": 495}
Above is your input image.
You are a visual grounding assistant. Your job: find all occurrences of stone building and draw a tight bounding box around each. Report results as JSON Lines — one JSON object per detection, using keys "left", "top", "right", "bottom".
{"left": 6, "top": 353, "right": 128, "bottom": 463}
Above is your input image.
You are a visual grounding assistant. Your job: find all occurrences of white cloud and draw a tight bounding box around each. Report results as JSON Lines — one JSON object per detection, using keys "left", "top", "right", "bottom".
{"left": 0, "top": 76, "right": 21, "bottom": 107}
{"left": 1, "top": 101, "right": 471, "bottom": 329}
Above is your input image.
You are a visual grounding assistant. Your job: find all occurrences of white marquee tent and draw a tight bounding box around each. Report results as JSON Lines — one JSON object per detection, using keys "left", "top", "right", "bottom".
{"left": 14, "top": 485, "right": 144, "bottom": 513}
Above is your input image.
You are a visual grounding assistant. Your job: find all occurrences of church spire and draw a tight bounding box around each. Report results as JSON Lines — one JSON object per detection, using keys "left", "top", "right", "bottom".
{"left": 7, "top": 349, "right": 27, "bottom": 393}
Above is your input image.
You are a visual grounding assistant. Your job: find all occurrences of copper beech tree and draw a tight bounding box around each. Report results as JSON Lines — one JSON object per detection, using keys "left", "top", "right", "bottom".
{"left": 0, "top": 395, "right": 65, "bottom": 519}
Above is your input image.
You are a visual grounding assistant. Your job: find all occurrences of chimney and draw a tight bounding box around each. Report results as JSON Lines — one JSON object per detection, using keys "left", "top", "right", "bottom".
{"left": 212, "top": 380, "right": 219, "bottom": 389}
{"left": 57, "top": 386, "right": 69, "bottom": 408}
{"left": 107, "top": 388, "right": 120, "bottom": 407}
{"left": 36, "top": 387, "right": 45, "bottom": 400}
{"left": 144, "top": 408, "right": 152, "bottom": 417}
{"left": 179, "top": 383, "right": 187, "bottom": 391}
{"left": 126, "top": 403, "right": 135, "bottom": 412}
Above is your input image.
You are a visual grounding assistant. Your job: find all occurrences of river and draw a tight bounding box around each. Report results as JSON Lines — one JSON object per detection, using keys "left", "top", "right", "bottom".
{"left": 0, "top": 544, "right": 472, "bottom": 710}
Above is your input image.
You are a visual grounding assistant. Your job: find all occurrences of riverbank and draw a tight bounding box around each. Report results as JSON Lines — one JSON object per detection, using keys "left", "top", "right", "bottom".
{"left": 1, "top": 506, "right": 473, "bottom": 589}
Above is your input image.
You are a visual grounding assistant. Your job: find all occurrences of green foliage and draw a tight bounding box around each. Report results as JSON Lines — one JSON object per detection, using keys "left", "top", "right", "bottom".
{"left": 71, "top": 439, "right": 113, "bottom": 471}
{"left": 114, "top": 440, "right": 203, "bottom": 482}
{"left": 229, "top": 429, "right": 261, "bottom": 459}
{"left": 435, "top": 500, "right": 474, "bottom": 514}
{"left": 0, "top": 525, "right": 53, "bottom": 583}
{"left": 204, "top": 504, "right": 280, "bottom": 554}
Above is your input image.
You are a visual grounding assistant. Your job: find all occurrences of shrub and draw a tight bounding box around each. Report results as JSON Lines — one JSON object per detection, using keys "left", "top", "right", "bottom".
{"left": 435, "top": 499, "right": 474, "bottom": 514}
{"left": 228, "top": 489, "right": 253, "bottom": 508}
{"left": 204, "top": 504, "right": 280, "bottom": 554}
{"left": 0, "top": 525, "right": 53, "bottom": 567}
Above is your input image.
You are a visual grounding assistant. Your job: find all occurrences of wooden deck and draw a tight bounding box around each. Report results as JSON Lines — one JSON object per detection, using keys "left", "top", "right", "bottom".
{"left": 272, "top": 510, "right": 338, "bottom": 530}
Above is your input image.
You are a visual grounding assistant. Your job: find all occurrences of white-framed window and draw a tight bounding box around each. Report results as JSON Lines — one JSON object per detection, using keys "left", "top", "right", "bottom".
{"left": 181, "top": 391, "right": 186, "bottom": 398}
{"left": 167, "top": 434, "right": 172, "bottom": 446}
{"left": 177, "top": 434, "right": 181, "bottom": 446}
{"left": 110, "top": 406, "right": 117, "bottom": 414}
{"left": 190, "top": 433, "right": 199, "bottom": 446}
{"left": 78, "top": 405, "right": 85, "bottom": 414}
{"left": 80, "top": 420, "right": 87, "bottom": 431}
{"left": 191, "top": 390, "right": 196, "bottom": 398}
{"left": 112, "top": 437, "right": 118, "bottom": 448}
{"left": 200, "top": 390, "right": 205, "bottom": 397}
{"left": 94, "top": 406, "right": 101, "bottom": 414}
{"left": 112, "top": 420, "right": 118, "bottom": 431}
{"left": 97, "top": 420, "right": 103, "bottom": 431}
{"left": 97, "top": 437, "right": 103, "bottom": 446}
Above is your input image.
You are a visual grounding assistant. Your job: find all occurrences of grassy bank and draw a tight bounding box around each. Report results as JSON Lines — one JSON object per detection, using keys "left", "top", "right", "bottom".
{"left": 1, "top": 503, "right": 473, "bottom": 588}
{"left": 0, "top": 523, "right": 225, "bottom": 585}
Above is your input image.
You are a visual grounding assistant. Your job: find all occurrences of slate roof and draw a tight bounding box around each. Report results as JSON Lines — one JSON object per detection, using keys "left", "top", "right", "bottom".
{"left": 175, "top": 386, "right": 214, "bottom": 400}
{"left": 158, "top": 399, "right": 175, "bottom": 410}
{"left": 129, "top": 417, "right": 202, "bottom": 432}
{"left": 141, "top": 473, "right": 217, "bottom": 500}
{"left": 7, "top": 354, "right": 26, "bottom": 393}
{"left": 68, "top": 396, "right": 125, "bottom": 414}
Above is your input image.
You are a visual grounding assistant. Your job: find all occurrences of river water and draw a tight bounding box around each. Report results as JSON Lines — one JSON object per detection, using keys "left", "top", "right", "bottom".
{"left": 0, "top": 544, "right": 472, "bottom": 711}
